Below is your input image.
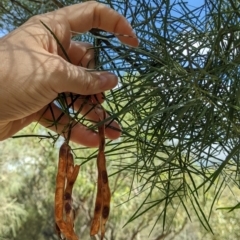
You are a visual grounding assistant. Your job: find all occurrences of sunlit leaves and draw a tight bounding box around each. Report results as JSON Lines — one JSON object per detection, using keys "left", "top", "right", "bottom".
{"left": 2, "top": 0, "right": 240, "bottom": 235}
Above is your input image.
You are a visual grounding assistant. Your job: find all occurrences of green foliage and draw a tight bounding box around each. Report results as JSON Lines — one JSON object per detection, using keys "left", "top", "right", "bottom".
{"left": 0, "top": 125, "right": 57, "bottom": 239}
{"left": 2, "top": 0, "right": 240, "bottom": 238}
{"left": 1, "top": 125, "right": 240, "bottom": 240}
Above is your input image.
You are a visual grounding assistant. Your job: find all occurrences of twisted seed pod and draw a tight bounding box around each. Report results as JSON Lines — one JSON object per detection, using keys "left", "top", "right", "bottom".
{"left": 90, "top": 110, "right": 111, "bottom": 240}
{"left": 55, "top": 142, "right": 80, "bottom": 240}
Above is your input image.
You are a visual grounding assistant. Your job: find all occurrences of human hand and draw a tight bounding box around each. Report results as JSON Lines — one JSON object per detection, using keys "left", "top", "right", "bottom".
{"left": 0, "top": 1, "right": 138, "bottom": 146}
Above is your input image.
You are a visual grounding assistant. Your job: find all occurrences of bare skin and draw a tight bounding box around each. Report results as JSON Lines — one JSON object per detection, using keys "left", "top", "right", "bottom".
{"left": 0, "top": 1, "right": 139, "bottom": 146}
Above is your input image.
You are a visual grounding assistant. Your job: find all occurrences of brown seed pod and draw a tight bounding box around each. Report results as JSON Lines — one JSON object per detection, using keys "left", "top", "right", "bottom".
{"left": 90, "top": 109, "right": 111, "bottom": 240}
{"left": 55, "top": 142, "right": 80, "bottom": 240}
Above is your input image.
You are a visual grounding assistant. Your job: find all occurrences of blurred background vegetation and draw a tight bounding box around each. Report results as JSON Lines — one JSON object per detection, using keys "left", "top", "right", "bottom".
{"left": 1, "top": 0, "right": 240, "bottom": 239}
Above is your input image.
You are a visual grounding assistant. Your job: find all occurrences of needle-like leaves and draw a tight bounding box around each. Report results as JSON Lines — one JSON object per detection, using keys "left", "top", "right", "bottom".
{"left": 4, "top": 0, "right": 240, "bottom": 235}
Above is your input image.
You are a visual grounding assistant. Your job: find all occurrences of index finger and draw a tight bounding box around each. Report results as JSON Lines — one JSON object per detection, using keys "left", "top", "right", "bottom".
{"left": 44, "top": 1, "right": 139, "bottom": 47}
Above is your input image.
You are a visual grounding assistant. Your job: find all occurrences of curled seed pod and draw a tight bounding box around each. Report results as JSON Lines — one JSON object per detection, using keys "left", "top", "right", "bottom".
{"left": 91, "top": 109, "right": 111, "bottom": 240}
{"left": 55, "top": 142, "right": 80, "bottom": 240}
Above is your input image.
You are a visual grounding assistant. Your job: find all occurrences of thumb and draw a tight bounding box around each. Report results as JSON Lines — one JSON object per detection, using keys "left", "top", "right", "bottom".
{"left": 49, "top": 56, "right": 118, "bottom": 95}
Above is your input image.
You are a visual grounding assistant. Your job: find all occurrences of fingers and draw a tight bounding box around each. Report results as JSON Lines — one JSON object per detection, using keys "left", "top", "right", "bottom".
{"left": 67, "top": 95, "right": 121, "bottom": 138}
{"left": 35, "top": 103, "right": 121, "bottom": 147}
{"left": 66, "top": 41, "right": 95, "bottom": 68}
{"left": 46, "top": 53, "right": 117, "bottom": 95}
{"left": 48, "top": 40, "right": 108, "bottom": 95}
{"left": 31, "top": 2, "right": 139, "bottom": 95}
{"left": 38, "top": 1, "right": 139, "bottom": 48}
{"left": 36, "top": 104, "right": 99, "bottom": 147}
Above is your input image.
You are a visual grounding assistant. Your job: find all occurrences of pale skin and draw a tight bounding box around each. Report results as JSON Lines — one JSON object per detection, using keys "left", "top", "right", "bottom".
{"left": 0, "top": 1, "right": 139, "bottom": 146}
